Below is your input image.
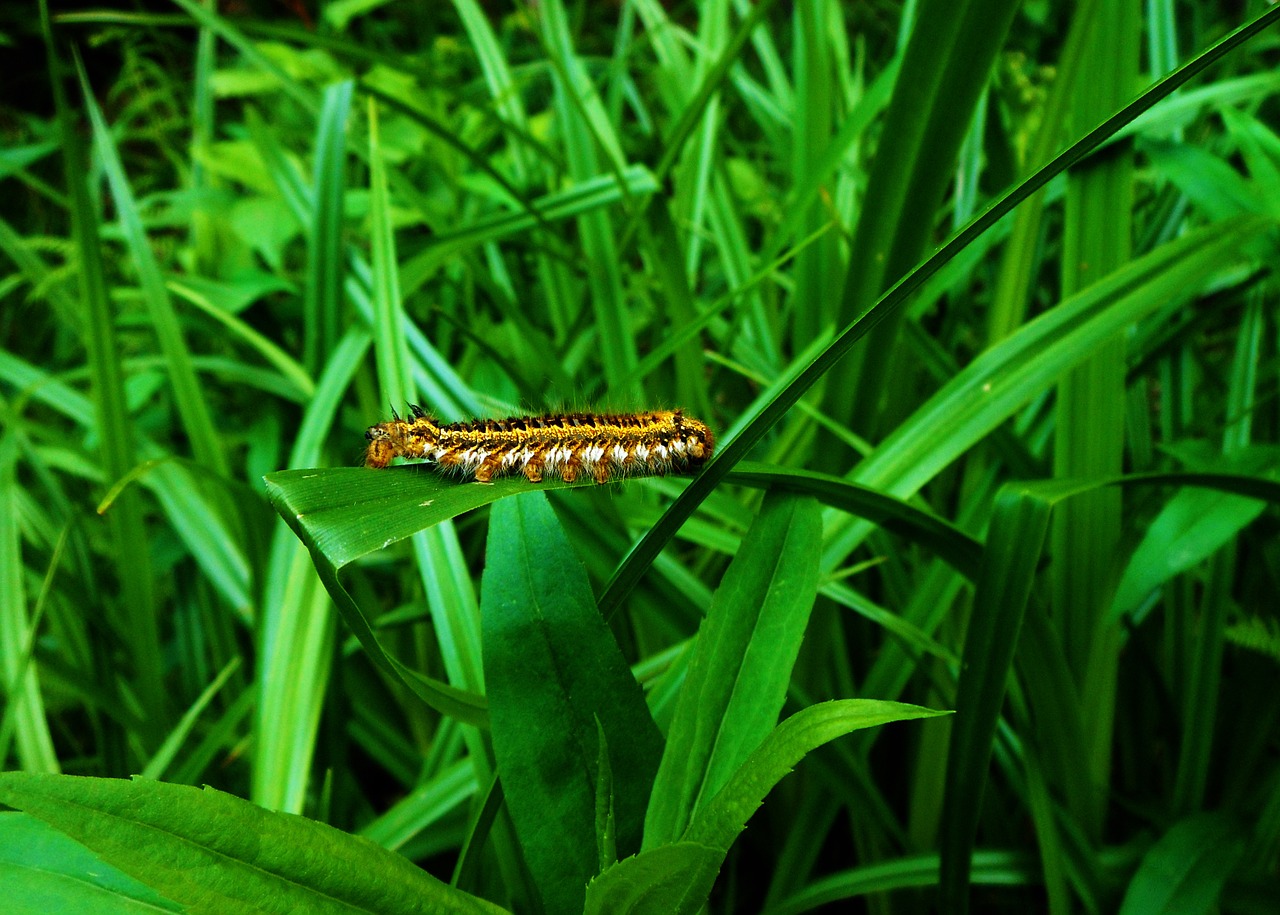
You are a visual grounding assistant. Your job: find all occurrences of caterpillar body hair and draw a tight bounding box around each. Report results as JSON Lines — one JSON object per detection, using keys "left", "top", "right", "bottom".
{"left": 364, "top": 408, "right": 715, "bottom": 484}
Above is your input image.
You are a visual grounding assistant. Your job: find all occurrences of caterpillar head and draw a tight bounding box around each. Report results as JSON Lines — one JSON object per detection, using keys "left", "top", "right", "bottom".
{"left": 364, "top": 405, "right": 440, "bottom": 468}
{"left": 670, "top": 410, "right": 715, "bottom": 462}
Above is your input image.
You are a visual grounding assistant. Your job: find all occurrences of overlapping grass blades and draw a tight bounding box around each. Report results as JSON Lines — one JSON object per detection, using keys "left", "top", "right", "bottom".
{"left": 4, "top": 1, "right": 1279, "bottom": 912}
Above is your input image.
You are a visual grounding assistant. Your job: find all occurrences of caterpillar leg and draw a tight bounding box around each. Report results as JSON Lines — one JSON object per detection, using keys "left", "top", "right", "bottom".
{"left": 365, "top": 439, "right": 395, "bottom": 468}
{"left": 475, "top": 453, "right": 504, "bottom": 483}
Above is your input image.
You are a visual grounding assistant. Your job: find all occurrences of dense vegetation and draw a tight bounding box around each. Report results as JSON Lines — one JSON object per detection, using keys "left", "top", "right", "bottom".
{"left": 2, "top": 1, "right": 1279, "bottom": 912}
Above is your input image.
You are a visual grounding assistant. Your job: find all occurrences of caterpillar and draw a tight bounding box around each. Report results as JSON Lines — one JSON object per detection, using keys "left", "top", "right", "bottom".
{"left": 364, "top": 407, "right": 715, "bottom": 484}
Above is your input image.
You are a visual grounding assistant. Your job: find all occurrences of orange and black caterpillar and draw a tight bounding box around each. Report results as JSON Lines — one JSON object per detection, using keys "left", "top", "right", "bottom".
{"left": 364, "top": 407, "right": 715, "bottom": 484}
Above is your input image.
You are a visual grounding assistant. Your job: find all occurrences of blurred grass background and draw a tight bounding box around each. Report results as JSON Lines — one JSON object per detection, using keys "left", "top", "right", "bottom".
{"left": 2, "top": 0, "right": 1279, "bottom": 911}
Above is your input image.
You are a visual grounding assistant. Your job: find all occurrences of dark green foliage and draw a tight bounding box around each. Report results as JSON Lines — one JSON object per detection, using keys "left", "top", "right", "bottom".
{"left": 2, "top": 1, "right": 1280, "bottom": 913}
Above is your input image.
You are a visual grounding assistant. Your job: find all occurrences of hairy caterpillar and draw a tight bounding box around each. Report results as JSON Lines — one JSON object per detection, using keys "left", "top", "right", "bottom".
{"left": 364, "top": 407, "right": 715, "bottom": 484}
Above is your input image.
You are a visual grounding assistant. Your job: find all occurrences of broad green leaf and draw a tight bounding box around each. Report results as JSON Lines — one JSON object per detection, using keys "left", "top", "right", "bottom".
{"left": 0, "top": 773, "right": 508, "bottom": 915}
{"left": 265, "top": 466, "right": 592, "bottom": 569}
{"left": 644, "top": 492, "right": 821, "bottom": 848}
{"left": 481, "top": 492, "right": 663, "bottom": 915}
{"left": 1118, "top": 812, "right": 1245, "bottom": 915}
{"left": 590, "top": 700, "right": 949, "bottom": 915}
{"left": 264, "top": 459, "right": 984, "bottom": 736}
{"left": 0, "top": 812, "right": 183, "bottom": 915}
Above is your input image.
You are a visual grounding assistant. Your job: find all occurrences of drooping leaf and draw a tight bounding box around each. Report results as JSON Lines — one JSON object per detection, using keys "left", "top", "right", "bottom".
{"left": 265, "top": 465, "right": 589, "bottom": 569}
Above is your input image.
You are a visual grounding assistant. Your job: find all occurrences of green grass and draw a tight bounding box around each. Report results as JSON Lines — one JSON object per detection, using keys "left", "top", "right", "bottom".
{"left": 2, "top": 1, "right": 1280, "bottom": 912}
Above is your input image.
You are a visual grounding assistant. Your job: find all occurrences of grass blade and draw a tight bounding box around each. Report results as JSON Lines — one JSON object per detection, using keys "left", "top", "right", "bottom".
{"left": 597, "top": 4, "right": 1280, "bottom": 615}
{"left": 304, "top": 80, "right": 353, "bottom": 374}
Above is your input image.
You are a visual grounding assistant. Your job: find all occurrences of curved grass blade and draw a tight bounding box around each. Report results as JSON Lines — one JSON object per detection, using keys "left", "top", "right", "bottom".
{"left": 595, "top": 4, "right": 1280, "bottom": 618}
{"left": 763, "top": 851, "right": 1036, "bottom": 914}
{"left": 37, "top": 4, "right": 162, "bottom": 733}
{"left": 828, "top": 0, "right": 1022, "bottom": 429}
{"left": 76, "top": 53, "right": 227, "bottom": 479}
{"left": 728, "top": 463, "right": 982, "bottom": 578}
{"left": 819, "top": 213, "right": 1271, "bottom": 567}
{"left": 0, "top": 436, "right": 57, "bottom": 772}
